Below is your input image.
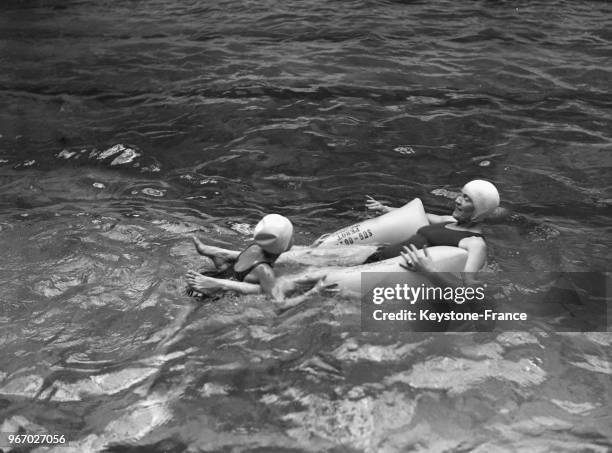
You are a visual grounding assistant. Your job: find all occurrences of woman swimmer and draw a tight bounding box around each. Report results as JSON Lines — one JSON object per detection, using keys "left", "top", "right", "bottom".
{"left": 366, "top": 180, "right": 501, "bottom": 284}
{"left": 185, "top": 214, "right": 309, "bottom": 303}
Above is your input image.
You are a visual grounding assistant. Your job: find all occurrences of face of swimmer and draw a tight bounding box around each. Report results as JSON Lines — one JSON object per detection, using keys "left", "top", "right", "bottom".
{"left": 452, "top": 180, "right": 500, "bottom": 224}
{"left": 452, "top": 191, "right": 476, "bottom": 223}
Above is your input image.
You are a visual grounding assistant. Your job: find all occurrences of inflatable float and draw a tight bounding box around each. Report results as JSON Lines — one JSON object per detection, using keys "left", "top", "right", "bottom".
{"left": 314, "top": 198, "right": 429, "bottom": 247}
{"left": 317, "top": 245, "right": 468, "bottom": 296}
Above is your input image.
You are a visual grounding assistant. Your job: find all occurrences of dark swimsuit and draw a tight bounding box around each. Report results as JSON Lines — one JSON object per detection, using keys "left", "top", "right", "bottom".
{"left": 372, "top": 222, "right": 483, "bottom": 261}
{"left": 232, "top": 243, "right": 280, "bottom": 282}
{"left": 187, "top": 243, "right": 281, "bottom": 299}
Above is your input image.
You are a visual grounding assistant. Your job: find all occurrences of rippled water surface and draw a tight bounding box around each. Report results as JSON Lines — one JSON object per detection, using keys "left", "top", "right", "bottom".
{"left": 1, "top": 0, "right": 611, "bottom": 451}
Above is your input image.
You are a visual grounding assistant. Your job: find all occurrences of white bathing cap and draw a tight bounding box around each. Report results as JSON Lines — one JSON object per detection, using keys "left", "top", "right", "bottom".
{"left": 462, "top": 180, "right": 500, "bottom": 221}
{"left": 253, "top": 214, "right": 294, "bottom": 254}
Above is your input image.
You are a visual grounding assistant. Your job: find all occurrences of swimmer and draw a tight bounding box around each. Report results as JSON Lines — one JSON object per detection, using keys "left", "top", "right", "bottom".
{"left": 185, "top": 214, "right": 315, "bottom": 303}
{"left": 366, "top": 180, "right": 501, "bottom": 284}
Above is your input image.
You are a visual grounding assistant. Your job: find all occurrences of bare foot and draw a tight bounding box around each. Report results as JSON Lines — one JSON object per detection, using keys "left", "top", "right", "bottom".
{"left": 186, "top": 270, "right": 224, "bottom": 294}
{"left": 192, "top": 236, "right": 232, "bottom": 270}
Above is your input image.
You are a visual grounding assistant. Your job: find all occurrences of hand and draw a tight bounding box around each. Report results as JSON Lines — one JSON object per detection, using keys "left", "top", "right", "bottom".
{"left": 365, "top": 195, "right": 389, "bottom": 213}
{"left": 273, "top": 274, "right": 321, "bottom": 298}
{"left": 400, "top": 244, "right": 437, "bottom": 273}
{"left": 273, "top": 281, "right": 340, "bottom": 315}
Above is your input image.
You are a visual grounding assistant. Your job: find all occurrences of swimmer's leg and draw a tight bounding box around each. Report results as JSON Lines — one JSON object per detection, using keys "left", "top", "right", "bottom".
{"left": 185, "top": 270, "right": 225, "bottom": 296}
{"left": 192, "top": 236, "right": 240, "bottom": 270}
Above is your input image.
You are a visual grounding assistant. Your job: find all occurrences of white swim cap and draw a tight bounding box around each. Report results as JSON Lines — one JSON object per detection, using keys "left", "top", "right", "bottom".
{"left": 462, "top": 179, "right": 500, "bottom": 221}
{"left": 253, "top": 214, "right": 294, "bottom": 254}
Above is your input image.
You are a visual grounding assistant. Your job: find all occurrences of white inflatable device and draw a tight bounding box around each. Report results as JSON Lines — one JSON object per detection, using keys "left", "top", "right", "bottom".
{"left": 320, "top": 246, "right": 468, "bottom": 296}
{"left": 313, "top": 198, "right": 468, "bottom": 294}
{"left": 315, "top": 198, "right": 429, "bottom": 247}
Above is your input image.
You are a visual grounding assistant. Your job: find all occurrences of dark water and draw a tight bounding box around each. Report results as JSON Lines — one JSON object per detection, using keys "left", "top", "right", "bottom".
{"left": 1, "top": 0, "right": 611, "bottom": 451}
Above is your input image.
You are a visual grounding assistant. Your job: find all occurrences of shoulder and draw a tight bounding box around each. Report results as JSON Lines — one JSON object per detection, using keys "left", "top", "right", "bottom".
{"left": 250, "top": 262, "right": 274, "bottom": 276}
{"left": 457, "top": 236, "right": 488, "bottom": 273}
{"left": 458, "top": 235, "right": 486, "bottom": 251}
{"left": 243, "top": 262, "right": 274, "bottom": 283}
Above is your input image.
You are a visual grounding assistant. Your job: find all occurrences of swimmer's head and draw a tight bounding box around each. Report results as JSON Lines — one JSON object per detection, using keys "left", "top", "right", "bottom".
{"left": 253, "top": 214, "right": 294, "bottom": 254}
{"left": 454, "top": 179, "right": 500, "bottom": 222}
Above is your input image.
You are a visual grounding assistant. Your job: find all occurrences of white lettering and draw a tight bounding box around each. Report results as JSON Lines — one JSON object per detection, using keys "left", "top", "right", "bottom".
{"left": 484, "top": 310, "right": 527, "bottom": 321}
{"left": 372, "top": 287, "right": 385, "bottom": 304}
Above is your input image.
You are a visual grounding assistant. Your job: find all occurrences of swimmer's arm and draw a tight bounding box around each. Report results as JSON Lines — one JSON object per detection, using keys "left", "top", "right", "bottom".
{"left": 365, "top": 195, "right": 395, "bottom": 213}
{"left": 458, "top": 236, "right": 487, "bottom": 286}
{"left": 249, "top": 264, "right": 284, "bottom": 302}
{"left": 210, "top": 278, "right": 262, "bottom": 294}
